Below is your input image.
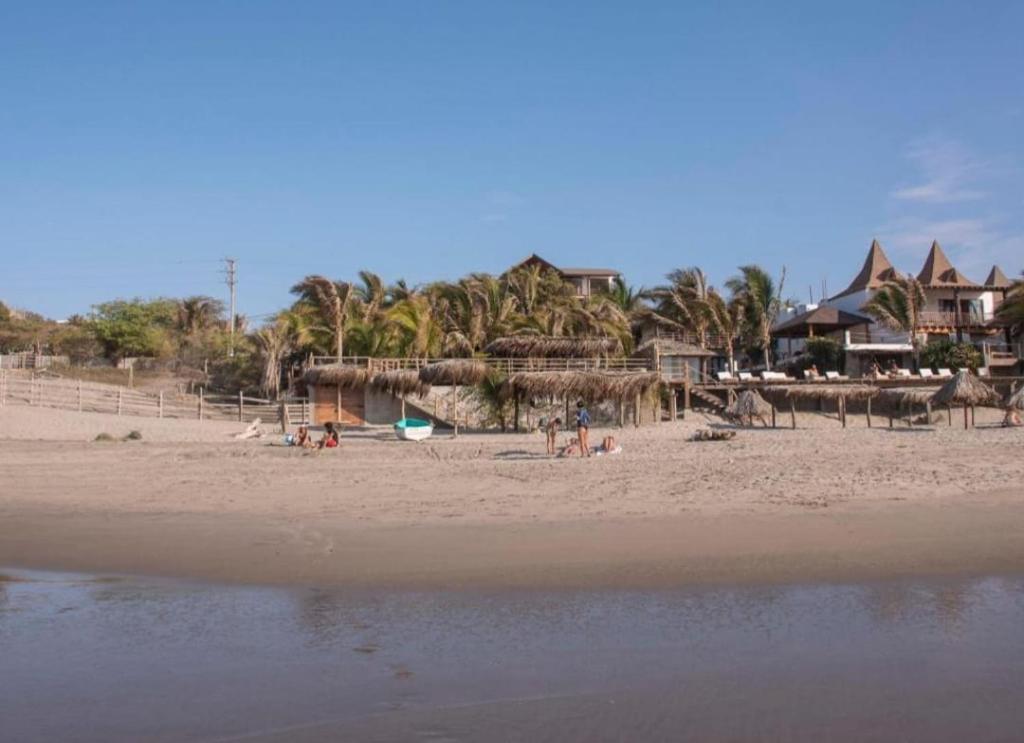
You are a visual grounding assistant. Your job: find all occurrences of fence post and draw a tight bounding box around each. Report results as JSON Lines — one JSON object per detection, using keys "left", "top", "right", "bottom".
{"left": 199, "top": 388, "right": 204, "bottom": 421}
{"left": 158, "top": 391, "right": 164, "bottom": 419}
{"left": 30, "top": 372, "right": 35, "bottom": 406}
{"left": 117, "top": 388, "right": 123, "bottom": 416}
{"left": 78, "top": 380, "right": 83, "bottom": 412}
{"left": 238, "top": 390, "right": 244, "bottom": 422}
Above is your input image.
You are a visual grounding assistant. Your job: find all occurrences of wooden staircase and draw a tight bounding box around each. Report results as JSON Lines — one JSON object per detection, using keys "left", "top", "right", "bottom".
{"left": 689, "top": 386, "right": 730, "bottom": 416}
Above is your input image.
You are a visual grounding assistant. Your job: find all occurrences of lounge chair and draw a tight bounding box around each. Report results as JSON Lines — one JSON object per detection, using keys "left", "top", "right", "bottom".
{"left": 977, "top": 366, "right": 990, "bottom": 377}
{"left": 824, "top": 371, "right": 849, "bottom": 381}
{"left": 918, "top": 368, "right": 934, "bottom": 379}
{"left": 737, "top": 372, "right": 754, "bottom": 382}
{"left": 716, "top": 371, "right": 737, "bottom": 383}
{"left": 761, "top": 371, "right": 795, "bottom": 382}
{"left": 895, "top": 368, "right": 912, "bottom": 378}
{"left": 936, "top": 368, "right": 953, "bottom": 378}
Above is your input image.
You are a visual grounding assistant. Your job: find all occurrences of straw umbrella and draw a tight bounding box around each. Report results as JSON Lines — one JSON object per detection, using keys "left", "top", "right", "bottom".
{"left": 930, "top": 370, "right": 1000, "bottom": 429}
{"left": 418, "top": 360, "right": 491, "bottom": 435}
{"left": 371, "top": 369, "right": 431, "bottom": 420}
{"left": 727, "top": 389, "right": 772, "bottom": 427}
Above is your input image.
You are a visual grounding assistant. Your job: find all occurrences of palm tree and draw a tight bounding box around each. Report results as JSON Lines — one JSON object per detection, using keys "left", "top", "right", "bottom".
{"left": 353, "top": 270, "right": 388, "bottom": 322}
{"left": 388, "top": 295, "right": 445, "bottom": 359}
{"left": 860, "top": 273, "right": 928, "bottom": 367}
{"left": 647, "top": 267, "right": 716, "bottom": 375}
{"left": 251, "top": 324, "right": 290, "bottom": 399}
{"left": 706, "top": 289, "right": 743, "bottom": 373}
{"left": 725, "top": 265, "right": 786, "bottom": 370}
{"left": 996, "top": 272, "right": 1024, "bottom": 334}
{"left": 608, "top": 277, "right": 644, "bottom": 315}
{"left": 290, "top": 276, "right": 355, "bottom": 360}
{"left": 176, "top": 296, "right": 224, "bottom": 336}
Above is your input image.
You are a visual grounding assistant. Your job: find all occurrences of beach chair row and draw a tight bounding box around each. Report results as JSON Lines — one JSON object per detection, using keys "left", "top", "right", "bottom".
{"left": 714, "top": 367, "right": 990, "bottom": 384}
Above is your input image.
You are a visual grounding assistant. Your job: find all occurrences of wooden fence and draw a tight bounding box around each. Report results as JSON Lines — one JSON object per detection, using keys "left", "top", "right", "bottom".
{"left": 0, "top": 371, "right": 308, "bottom": 425}
{"left": 0, "top": 353, "right": 69, "bottom": 370}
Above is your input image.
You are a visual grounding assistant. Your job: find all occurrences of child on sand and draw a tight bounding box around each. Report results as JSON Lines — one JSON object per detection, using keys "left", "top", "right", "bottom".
{"left": 546, "top": 417, "right": 562, "bottom": 455}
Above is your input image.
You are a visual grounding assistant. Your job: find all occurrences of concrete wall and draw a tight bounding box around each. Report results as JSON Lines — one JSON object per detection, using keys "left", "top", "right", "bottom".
{"left": 364, "top": 388, "right": 404, "bottom": 425}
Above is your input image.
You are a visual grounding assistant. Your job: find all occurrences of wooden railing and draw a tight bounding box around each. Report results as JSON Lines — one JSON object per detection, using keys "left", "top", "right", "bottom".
{"left": 309, "top": 356, "right": 652, "bottom": 373}
{"left": 0, "top": 353, "right": 69, "bottom": 370}
{"left": 0, "top": 371, "right": 306, "bottom": 425}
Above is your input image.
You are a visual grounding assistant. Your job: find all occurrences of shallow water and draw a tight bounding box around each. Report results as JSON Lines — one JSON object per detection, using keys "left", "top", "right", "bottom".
{"left": 2, "top": 570, "right": 1024, "bottom": 742}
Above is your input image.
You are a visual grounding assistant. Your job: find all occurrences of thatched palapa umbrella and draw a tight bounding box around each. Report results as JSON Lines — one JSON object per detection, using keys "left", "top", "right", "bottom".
{"left": 371, "top": 369, "right": 431, "bottom": 420}
{"left": 727, "top": 389, "right": 772, "bottom": 427}
{"left": 929, "top": 370, "right": 1000, "bottom": 429}
{"left": 500, "top": 370, "right": 661, "bottom": 428}
{"left": 767, "top": 384, "right": 878, "bottom": 429}
{"left": 418, "top": 359, "right": 491, "bottom": 435}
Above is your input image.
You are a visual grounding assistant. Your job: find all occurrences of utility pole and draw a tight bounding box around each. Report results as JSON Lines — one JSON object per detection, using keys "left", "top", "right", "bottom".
{"left": 224, "top": 258, "right": 237, "bottom": 356}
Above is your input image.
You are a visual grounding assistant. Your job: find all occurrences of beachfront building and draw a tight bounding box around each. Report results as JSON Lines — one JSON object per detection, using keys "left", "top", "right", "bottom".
{"left": 507, "top": 254, "right": 620, "bottom": 298}
{"left": 821, "top": 240, "right": 1016, "bottom": 376}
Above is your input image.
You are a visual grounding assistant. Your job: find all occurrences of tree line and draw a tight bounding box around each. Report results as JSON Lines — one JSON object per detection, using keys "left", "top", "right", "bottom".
{"left": 2, "top": 263, "right": 1021, "bottom": 398}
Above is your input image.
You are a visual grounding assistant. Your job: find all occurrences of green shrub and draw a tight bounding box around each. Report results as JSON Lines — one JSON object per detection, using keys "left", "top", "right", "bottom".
{"left": 921, "top": 340, "right": 983, "bottom": 371}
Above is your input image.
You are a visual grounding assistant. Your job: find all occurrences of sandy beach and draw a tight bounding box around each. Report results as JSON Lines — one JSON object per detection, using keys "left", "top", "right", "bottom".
{"left": 1, "top": 405, "right": 1023, "bottom": 589}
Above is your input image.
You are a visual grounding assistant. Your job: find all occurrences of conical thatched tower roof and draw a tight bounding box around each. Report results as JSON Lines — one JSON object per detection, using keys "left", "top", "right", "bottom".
{"left": 727, "top": 389, "right": 773, "bottom": 419}
{"left": 917, "top": 241, "right": 981, "bottom": 288}
{"left": 418, "top": 359, "right": 491, "bottom": 386}
{"left": 1005, "top": 386, "right": 1024, "bottom": 411}
{"left": 985, "top": 265, "right": 1012, "bottom": 289}
{"left": 371, "top": 369, "right": 431, "bottom": 398}
{"left": 930, "top": 370, "right": 1000, "bottom": 407}
{"left": 832, "top": 239, "right": 897, "bottom": 299}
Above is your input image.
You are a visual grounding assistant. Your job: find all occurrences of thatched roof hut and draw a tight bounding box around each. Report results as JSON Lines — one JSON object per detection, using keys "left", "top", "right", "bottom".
{"left": 930, "top": 370, "right": 1000, "bottom": 407}
{"left": 1006, "top": 385, "right": 1024, "bottom": 411}
{"left": 781, "top": 384, "right": 878, "bottom": 402}
{"left": 502, "top": 370, "right": 660, "bottom": 404}
{"left": 878, "top": 387, "right": 940, "bottom": 406}
{"left": 727, "top": 389, "right": 772, "bottom": 420}
{"left": 485, "top": 336, "right": 622, "bottom": 358}
{"left": 304, "top": 365, "right": 372, "bottom": 389}
{"left": 370, "top": 369, "right": 431, "bottom": 398}
{"left": 418, "top": 359, "right": 491, "bottom": 387}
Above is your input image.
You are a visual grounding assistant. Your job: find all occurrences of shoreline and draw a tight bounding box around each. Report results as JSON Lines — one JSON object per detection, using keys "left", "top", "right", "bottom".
{"left": 4, "top": 496, "right": 1024, "bottom": 590}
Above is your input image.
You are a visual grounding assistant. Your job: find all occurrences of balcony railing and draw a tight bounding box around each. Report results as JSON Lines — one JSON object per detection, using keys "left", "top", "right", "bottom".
{"left": 918, "top": 310, "right": 995, "bottom": 327}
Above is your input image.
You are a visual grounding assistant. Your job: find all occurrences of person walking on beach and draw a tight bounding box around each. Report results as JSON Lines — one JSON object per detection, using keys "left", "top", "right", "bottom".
{"left": 575, "top": 401, "right": 591, "bottom": 458}
{"left": 545, "top": 416, "right": 562, "bottom": 455}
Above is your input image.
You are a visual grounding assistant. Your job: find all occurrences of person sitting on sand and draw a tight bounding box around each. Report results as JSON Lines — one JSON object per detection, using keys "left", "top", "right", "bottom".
{"left": 601, "top": 435, "right": 616, "bottom": 452}
{"left": 575, "top": 401, "right": 591, "bottom": 458}
{"left": 558, "top": 437, "right": 580, "bottom": 458}
{"left": 1003, "top": 409, "right": 1023, "bottom": 427}
{"left": 294, "top": 426, "right": 315, "bottom": 449}
{"left": 546, "top": 417, "right": 562, "bottom": 455}
{"left": 318, "top": 422, "right": 340, "bottom": 449}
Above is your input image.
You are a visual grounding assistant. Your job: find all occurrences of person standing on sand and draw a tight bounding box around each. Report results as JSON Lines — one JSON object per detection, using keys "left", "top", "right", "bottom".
{"left": 545, "top": 417, "right": 562, "bottom": 455}
{"left": 575, "top": 401, "right": 591, "bottom": 458}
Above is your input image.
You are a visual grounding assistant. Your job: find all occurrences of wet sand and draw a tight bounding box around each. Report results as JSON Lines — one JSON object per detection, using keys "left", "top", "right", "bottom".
{"left": 3, "top": 569, "right": 1024, "bottom": 742}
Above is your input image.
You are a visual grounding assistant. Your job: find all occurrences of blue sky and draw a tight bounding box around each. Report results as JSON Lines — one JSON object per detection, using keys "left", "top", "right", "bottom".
{"left": 2, "top": 1, "right": 1021, "bottom": 320}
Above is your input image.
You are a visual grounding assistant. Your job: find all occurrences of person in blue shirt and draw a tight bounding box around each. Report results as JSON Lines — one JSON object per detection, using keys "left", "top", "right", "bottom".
{"left": 574, "top": 401, "right": 591, "bottom": 458}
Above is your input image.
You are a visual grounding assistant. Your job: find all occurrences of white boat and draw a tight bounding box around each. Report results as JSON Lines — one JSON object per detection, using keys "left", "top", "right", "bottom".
{"left": 394, "top": 418, "right": 433, "bottom": 441}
